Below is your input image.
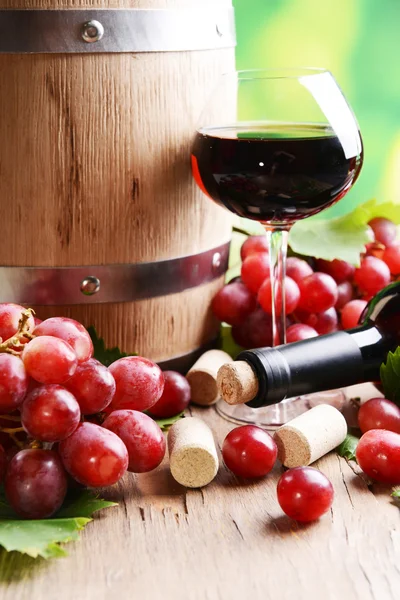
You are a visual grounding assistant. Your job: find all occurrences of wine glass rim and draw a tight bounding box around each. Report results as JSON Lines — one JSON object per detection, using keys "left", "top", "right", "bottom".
{"left": 224, "top": 67, "right": 331, "bottom": 81}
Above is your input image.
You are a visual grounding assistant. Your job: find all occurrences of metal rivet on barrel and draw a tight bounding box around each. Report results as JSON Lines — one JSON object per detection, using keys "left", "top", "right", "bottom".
{"left": 82, "top": 21, "right": 105, "bottom": 44}
{"left": 212, "top": 252, "right": 222, "bottom": 274}
{"left": 80, "top": 276, "right": 101, "bottom": 296}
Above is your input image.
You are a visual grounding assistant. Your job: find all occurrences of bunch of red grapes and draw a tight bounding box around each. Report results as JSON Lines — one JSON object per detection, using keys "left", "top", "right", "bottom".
{"left": 212, "top": 217, "right": 400, "bottom": 346}
{"left": 0, "top": 305, "right": 191, "bottom": 520}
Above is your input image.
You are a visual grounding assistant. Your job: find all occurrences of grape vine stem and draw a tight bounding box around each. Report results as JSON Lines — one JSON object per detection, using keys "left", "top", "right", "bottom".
{"left": 0, "top": 308, "right": 35, "bottom": 356}
{"left": 0, "top": 427, "right": 25, "bottom": 434}
{"left": 0, "top": 414, "right": 21, "bottom": 422}
{"left": 10, "top": 434, "right": 24, "bottom": 449}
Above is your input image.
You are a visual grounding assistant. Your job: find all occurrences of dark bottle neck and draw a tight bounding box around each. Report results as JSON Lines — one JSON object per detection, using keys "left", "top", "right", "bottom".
{"left": 237, "top": 323, "right": 387, "bottom": 408}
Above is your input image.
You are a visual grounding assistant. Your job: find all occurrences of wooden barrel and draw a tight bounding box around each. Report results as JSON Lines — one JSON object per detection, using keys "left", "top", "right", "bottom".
{"left": 0, "top": 0, "right": 235, "bottom": 370}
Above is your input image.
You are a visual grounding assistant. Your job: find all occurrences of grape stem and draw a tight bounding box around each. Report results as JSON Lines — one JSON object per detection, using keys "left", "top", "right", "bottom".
{"left": 0, "top": 427, "right": 25, "bottom": 434}
{"left": 10, "top": 434, "right": 24, "bottom": 449}
{"left": 0, "top": 414, "right": 21, "bottom": 422}
{"left": 0, "top": 308, "right": 35, "bottom": 356}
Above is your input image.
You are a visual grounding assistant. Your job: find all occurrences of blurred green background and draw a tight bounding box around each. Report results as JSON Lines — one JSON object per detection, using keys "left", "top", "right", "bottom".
{"left": 234, "top": 0, "right": 400, "bottom": 216}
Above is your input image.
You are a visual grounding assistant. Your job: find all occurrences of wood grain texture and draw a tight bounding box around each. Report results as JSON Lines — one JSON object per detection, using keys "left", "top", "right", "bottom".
{"left": 0, "top": 386, "right": 399, "bottom": 600}
{"left": 0, "top": 0, "right": 235, "bottom": 360}
{"left": 0, "top": 50, "right": 234, "bottom": 265}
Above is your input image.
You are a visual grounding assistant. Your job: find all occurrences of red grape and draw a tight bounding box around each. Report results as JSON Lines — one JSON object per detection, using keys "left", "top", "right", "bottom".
{"left": 0, "top": 354, "right": 29, "bottom": 413}
{"left": 286, "top": 323, "right": 318, "bottom": 343}
{"left": 335, "top": 281, "right": 353, "bottom": 310}
{"left": 232, "top": 308, "right": 273, "bottom": 349}
{"left": 147, "top": 371, "right": 191, "bottom": 418}
{"left": 382, "top": 243, "right": 400, "bottom": 275}
{"left": 22, "top": 336, "right": 78, "bottom": 384}
{"left": 241, "top": 252, "right": 270, "bottom": 294}
{"left": 356, "top": 429, "right": 400, "bottom": 484}
{"left": 64, "top": 358, "right": 116, "bottom": 415}
{"left": 222, "top": 425, "right": 277, "bottom": 478}
{"left": 368, "top": 217, "right": 397, "bottom": 247}
{"left": 0, "top": 444, "right": 6, "bottom": 483}
{"left": 358, "top": 398, "right": 400, "bottom": 434}
{"left": 286, "top": 257, "right": 313, "bottom": 285}
{"left": 59, "top": 422, "right": 128, "bottom": 487}
{"left": 34, "top": 317, "right": 93, "bottom": 363}
{"left": 315, "top": 258, "right": 355, "bottom": 283}
{"left": 303, "top": 307, "right": 338, "bottom": 334}
{"left": 211, "top": 282, "right": 256, "bottom": 326}
{"left": 354, "top": 256, "right": 390, "bottom": 296}
{"left": 103, "top": 410, "right": 166, "bottom": 473}
{"left": 340, "top": 299, "right": 368, "bottom": 330}
{"left": 277, "top": 467, "right": 334, "bottom": 522}
{"left": 257, "top": 276, "right": 300, "bottom": 316}
{"left": 0, "top": 303, "right": 35, "bottom": 342}
{"left": 298, "top": 272, "right": 338, "bottom": 313}
{"left": 240, "top": 235, "right": 269, "bottom": 261}
{"left": 21, "top": 385, "right": 81, "bottom": 442}
{"left": 108, "top": 356, "right": 164, "bottom": 412}
{"left": 5, "top": 449, "right": 67, "bottom": 519}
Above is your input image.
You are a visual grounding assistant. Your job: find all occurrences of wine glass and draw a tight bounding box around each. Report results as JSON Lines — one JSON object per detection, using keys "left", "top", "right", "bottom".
{"left": 191, "top": 68, "right": 363, "bottom": 427}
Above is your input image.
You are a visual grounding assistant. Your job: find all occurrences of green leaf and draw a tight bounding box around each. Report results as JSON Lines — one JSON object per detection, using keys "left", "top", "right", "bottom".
{"left": 349, "top": 198, "right": 400, "bottom": 225}
{"left": 152, "top": 412, "right": 184, "bottom": 431}
{"left": 219, "top": 323, "right": 243, "bottom": 359}
{"left": 380, "top": 347, "right": 400, "bottom": 406}
{"left": 233, "top": 199, "right": 400, "bottom": 266}
{"left": 392, "top": 489, "right": 400, "bottom": 499}
{"left": 289, "top": 212, "right": 370, "bottom": 265}
{"left": 289, "top": 199, "right": 400, "bottom": 265}
{"left": 336, "top": 434, "right": 359, "bottom": 461}
{"left": 56, "top": 490, "right": 117, "bottom": 519}
{"left": 0, "top": 518, "right": 90, "bottom": 559}
{"left": 88, "top": 326, "right": 136, "bottom": 367}
{"left": 0, "top": 488, "right": 117, "bottom": 559}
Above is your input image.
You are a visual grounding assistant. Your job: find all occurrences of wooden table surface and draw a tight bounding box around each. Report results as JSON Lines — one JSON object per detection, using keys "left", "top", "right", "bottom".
{"left": 1, "top": 384, "right": 400, "bottom": 600}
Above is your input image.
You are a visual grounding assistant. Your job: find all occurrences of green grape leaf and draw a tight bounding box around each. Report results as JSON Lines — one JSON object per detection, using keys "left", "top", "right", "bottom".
{"left": 152, "top": 412, "right": 185, "bottom": 431}
{"left": 349, "top": 198, "right": 400, "bottom": 226}
{"left": 219, "top": 323, "right": 243, "bottom": 359}
{"left": 0, "top": 518, "right": 90, "bottom": 559}
{"left": 392, "top": 489, "right": 400, "bottom": 499}
{"left": 88, "top": 326, "right": 136, "bottom": 367}
{"left": 0, "top": 488, "right": 116, "bottom": 559}
{"left": 290, "top": 198, "right": 400, "bottom": 265}
{"left": 56, "top": 490, "right": 117, "bottom": 519}
{"left": 289, "top": 215, "right": 370, "bottom": 265}
{"left": 336, "top": 434, "right": 359, "bottom": 461}
{"left": 233, "top": 199, "right": 400, "bottom": 266}
{"left": 380, "top": 347, "right": 400, "bottom": 406}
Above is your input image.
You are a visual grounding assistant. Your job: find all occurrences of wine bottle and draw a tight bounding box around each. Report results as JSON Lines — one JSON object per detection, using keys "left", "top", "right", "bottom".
{"left": 218, "top": 282, "right": 400, "bottom": 408}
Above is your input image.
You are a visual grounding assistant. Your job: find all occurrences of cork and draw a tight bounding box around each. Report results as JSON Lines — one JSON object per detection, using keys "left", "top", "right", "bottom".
{"left": 273, "top": 404, "right": 348, "bottom": 468}
{"left": 187, "top": 350, "right": 233, "bottom": 406}
{"left": 168, "top": 417, "right": 219, "bottom": 488}
{"left": 216, "top": 361, "right": 259, "bottom": 405}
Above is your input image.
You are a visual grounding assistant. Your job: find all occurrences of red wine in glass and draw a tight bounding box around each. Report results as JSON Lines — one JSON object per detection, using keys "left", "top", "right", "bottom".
{"left": 192, "top": 124, "right": 363, "bottom": 224}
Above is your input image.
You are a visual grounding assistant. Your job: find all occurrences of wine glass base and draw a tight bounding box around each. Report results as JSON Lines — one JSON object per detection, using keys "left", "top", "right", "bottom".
{"left": 215, "top": 389, "right": 346, "bottom": 430}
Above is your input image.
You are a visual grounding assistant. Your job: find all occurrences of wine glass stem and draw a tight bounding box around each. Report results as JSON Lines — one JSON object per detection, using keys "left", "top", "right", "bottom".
{"left": 264, "top": 226, "right": 290, "bottom": 346}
